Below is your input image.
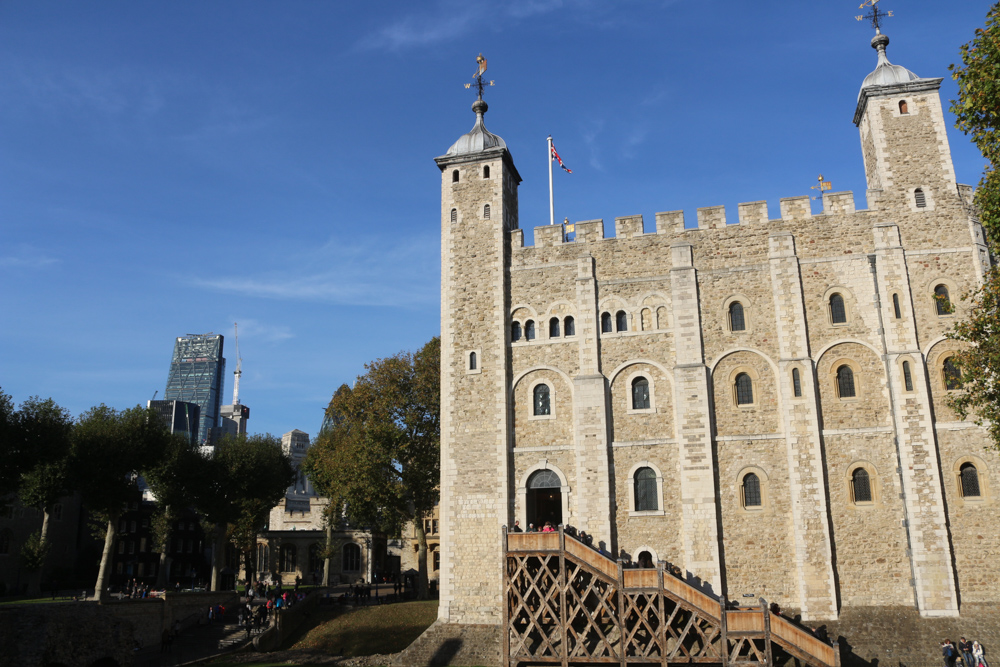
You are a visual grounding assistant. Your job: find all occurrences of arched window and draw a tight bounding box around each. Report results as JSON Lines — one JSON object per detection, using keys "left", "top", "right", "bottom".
{"left": 469, "top": 351, "right": 477, "bottom": 371}
{"left": 960, "top": 463, "right": 981, "bottom": 498}
{"left": 634, "top": 467, "right": 657, "bottom": 511}
{"left": 601, "top": 312, "right": 612, "bottom": 333}
{"left": 729, "top": 301, "right": 746, "bottom": 331}
{"left": 851, "top": 468, "right": 873, "bottom": 503}
{"left": 511, "top": 321, "right": 522, "bottom": 342}
{"left": 529, "top": 469, "right": 561, "bottom": 489}
{"left": 484, "top": 204, "right": 491, "bottom": 220}
{"left": 915, "top": 188, "right": 927, "bottom": 208}
{"left": 450, "top": 208, "right": 457, "bottom": 223}
{"left": 792, "top": 368, "right": 802, "bottom": 397}
{"left": 281, "top": 544, "right": 297, "bottom": 572}
{"left": 549, "top": 317, "right": 560, "bottom": 338}
{"left": 616, "top": 310, "right": 628, "bottom": 332}
{"left": 934, "top": 284, "right": 952, "bottom": 315}
{"left": 525, "top": 320, "right": 536, "bottom": 341}
{"left": 735, "top": 373, "right": 753, "bottom": 406}
{"left": 533, "top": 384, "right": 551, "bottom": 416}
{"left": 483, "top": 165, "right": 490, "bottom": 179}
{"left": 899, "top": 99, "right": 908, "bottom": 114}
{"left": 0, "top": 528, "right": 10, "bottom": 555}
{"left": 944, "top": 356, "right": 962, "bottom": 390}
{"left": 343, "top": 543, "right": 361, "bottom": 571}
{"left": 452, "top": 170, "right": 459, "bottom": 183}
{"left": 564, "top": 316, "right": 575, "bottom": 336}
{"left": 902, "top": 360, "right": 913, "bottom": 391}
{"left": 892, "top": 293, "right": 902, "bottom": 319}
{"left": 837, "top": 365, "right": 856, "bottom": 398}
{"left": 742, "top": 473, "right": 762, "bottom": 508}
{"left": 632, "top": 377, "right": 650, "bottom": 410}
{"left": 830, "top": 293, "right": 847, "bottom": 324}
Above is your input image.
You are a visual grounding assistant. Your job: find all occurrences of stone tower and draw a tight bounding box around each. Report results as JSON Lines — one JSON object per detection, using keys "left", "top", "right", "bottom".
{"left": 435, "top": 94, "right": 521, "bottom": 624}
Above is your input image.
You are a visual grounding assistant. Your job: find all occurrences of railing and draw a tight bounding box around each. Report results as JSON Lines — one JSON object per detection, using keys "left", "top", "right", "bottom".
{"left": 503, "top": 528, "right": 837, "bottom": 667}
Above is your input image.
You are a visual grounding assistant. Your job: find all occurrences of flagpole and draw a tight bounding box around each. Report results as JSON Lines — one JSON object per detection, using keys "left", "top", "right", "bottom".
{"left": 547, "top": 135, "right": 554, "bottom": 225}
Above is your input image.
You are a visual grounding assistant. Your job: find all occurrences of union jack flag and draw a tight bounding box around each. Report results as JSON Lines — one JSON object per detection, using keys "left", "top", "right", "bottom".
{"left": 550, "top": 143, "right": 572, "bottom": 173}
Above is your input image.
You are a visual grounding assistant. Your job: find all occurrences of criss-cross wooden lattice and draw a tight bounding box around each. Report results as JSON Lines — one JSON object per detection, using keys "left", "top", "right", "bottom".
{"left": 503, "top": 528, "right": 839, "bottom": 667}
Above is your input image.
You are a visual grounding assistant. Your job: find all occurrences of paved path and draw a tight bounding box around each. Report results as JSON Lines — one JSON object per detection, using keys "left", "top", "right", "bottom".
{"left": 133, "top": 608, "right": 250, "bottom": 667}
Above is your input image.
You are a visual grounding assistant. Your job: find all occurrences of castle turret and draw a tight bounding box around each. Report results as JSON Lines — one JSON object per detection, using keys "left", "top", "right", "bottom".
{"left": 854, "top": 31, "right": 958, "bottom": 212}
{"left": 434, "top": 90, "right": 520, "bottom": 624}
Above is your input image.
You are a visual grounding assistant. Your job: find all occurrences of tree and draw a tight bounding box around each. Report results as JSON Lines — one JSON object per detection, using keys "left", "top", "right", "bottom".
{"left": 192, "top": 433, "right": 294, "bottom": 591}
{"left": 143, "top": 433, "right": 203, "bottom": 588}
{"left": 71, "top": 405, "right": 172, "bottom": 600}
{"left": 303, "top": 337, "right": 440, "bottom": 598}
{"left": 947, "top": 3, "right": 1000, "bottom": 449}
{"left": 0, "top": 389, "right": 18, "bottom": 498}
{"left": 12, "top": 397, "right": 73, "bottom": 594}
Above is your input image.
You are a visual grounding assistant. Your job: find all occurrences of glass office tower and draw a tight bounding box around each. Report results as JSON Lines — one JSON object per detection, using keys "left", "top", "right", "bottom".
{"left": 164, "top": 333, "right": 225, "bottom": 446}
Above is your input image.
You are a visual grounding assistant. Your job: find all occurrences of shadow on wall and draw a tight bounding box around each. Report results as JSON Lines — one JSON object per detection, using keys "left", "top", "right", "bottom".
{"left": 429, "top": 638, "right": 463, "bottom": 666}
{"left": 836, "top": 636, "right": 880, "bottom": 667}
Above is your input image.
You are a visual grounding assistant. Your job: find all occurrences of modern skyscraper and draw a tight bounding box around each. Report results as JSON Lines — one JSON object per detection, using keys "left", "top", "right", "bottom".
{"left": 147, "top": 399, "right": 201, "bottom": 445}
{"left": 164, "top": 333, "right": 225, "bottom": 446}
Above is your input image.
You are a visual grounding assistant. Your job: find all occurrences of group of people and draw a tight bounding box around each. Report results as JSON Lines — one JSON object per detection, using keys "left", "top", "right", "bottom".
{"left": 121, "top": 578, "right": 152, "bottom": 599}
{"left": 944, "top": 638, "right": 988, "bottom": 667}
{"left": 510, "top": 520, "right": 556, "bottom": 533}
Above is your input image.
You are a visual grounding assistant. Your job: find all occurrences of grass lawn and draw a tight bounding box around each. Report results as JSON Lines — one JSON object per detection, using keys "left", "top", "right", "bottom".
{"left": 0, "top": 595, "right": 80, "bottom": 606}
{"left": 291, "top": 600, "right": 438, "bottom": 656}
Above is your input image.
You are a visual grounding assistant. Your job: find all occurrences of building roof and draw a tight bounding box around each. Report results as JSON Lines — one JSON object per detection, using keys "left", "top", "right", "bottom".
{"left": 859, "top": 33, "right": 921, "bottom": 98}
{"left": 445, "top": 98, "right": 507, "bottom": 156}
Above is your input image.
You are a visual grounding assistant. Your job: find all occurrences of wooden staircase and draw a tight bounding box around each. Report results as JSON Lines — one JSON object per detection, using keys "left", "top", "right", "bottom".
{"left": 503, "top": 528, "right": 838, "bottom": 667}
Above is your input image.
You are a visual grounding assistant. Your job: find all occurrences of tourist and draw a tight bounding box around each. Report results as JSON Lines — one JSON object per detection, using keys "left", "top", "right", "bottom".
{"left": 944, "top": 639, "right": 958, "bottom": 667}
{"left": 973, "top": 641, "right": 987, "bottom": 667}
{"left": 511, "top": 520, "right": 522, "bottom": 533}
{"left": 541, "top": 522, "right": 555, "bottom": 533}
{"left": 961, "top": 638, "right": 975, "bottom": 667}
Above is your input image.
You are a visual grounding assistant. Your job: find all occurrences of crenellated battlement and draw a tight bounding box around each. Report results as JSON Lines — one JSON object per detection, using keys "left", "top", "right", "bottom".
{"left": 518, "top": 191, "right": 871, "bottom": 250}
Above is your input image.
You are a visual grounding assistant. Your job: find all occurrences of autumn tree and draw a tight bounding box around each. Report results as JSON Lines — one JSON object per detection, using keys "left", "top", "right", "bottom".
{"left": 947, "top": 3, "right": 1000, "bottom": 449}
{"left": 71, "top": 405, "right": 172, "bottom": 600}
{"left": 192, "top": 433, "right": 294, "bottom": 591}
{"left": 303, "top": 337, "right": 440, "bottom": 598}
{"left": 12, "top": 397, "right": 74, "bottom": 594}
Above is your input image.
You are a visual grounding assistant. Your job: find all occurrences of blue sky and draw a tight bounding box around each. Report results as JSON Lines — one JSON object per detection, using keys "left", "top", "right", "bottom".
{"left": 0, "top": 0, "right": 991, "bottom": 439}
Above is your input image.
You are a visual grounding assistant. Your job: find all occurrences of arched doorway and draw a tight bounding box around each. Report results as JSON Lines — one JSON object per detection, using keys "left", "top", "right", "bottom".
{"left": 527, "top": 469, "right": 563, "bottom": 528}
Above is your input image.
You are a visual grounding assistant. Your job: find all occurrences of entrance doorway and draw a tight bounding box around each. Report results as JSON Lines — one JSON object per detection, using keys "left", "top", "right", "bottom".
{"left": 526, "top": 469, "right": 563, "bottom": 529}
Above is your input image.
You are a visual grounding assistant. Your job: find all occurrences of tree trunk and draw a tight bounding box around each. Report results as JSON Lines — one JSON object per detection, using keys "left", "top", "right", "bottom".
{"left": 95, "top": 512, "right": 119, "bottom": 601}
{"left": 210, "top": 524, "right": 226, "bottom": 591}
{"left": 26, "top": 507, "right": 52, "bottom": 596}
{"left": 157, "top": 551, "right": 172, "bottom": 589}
{"left": 415, "top": 521, "right": 429, "bottom": 600}
{"left": 155, "top": 506, "right": 173, "bottom": 588}
{"left": 322, "top": 522, "right": 332, "bottom": 586}
{"left": 243, "top": 547, "right": 255, "bottom": 591}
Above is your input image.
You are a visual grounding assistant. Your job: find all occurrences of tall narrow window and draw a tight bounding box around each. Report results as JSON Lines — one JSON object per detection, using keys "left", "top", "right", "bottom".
{"left": 549, "top": 317, "right": 560, "bottom": 338}
{"left": 511, "top": 321, "right": 522, "bottom": 342}
{"left": 934, "top": 284, "right": 952, "bottom": 315}
{"left": 837, "top": 365, "right": 856, "bottom": 398}
{"left": 830, "top": 293, "right": 847, "bottom": 324}
{"left": 915, "top": 188, "right": 927, "bottom": 208}
{"left": 616, "top": 310, "right": 628, "bottom": 332}
{"left": 452, "top": 170, "right": 459, "bottom": 183}
{"left": 735, "top": 373, "right": 754, "bottom": 406}
{"left": 533, "top": 384, "right": 551, "bottom": 416}
{"left": 601, "top": 312, "right": 612, "bottom": 333}
{"left": 729, "top": 302, "right": 746, "bottom": 331}
{"left": 960, "top": 463, "right": 981, "bottom": 498}
{"left": 483, "top": 165, "right": 490, "bottom": 178}
{"left": 634, "top": 467, "right": 657, "bottom": 511}
{"left": 343, "top": 543, "right": 361, "bottom": 571}
{"left": 902, "top": 361, "right": 913, "bottom": 391}
{"left": 469, "top": 351, "right": 477, "bottom": 371}
{"left": 792, "top": 368, "right": 802, "bottom": 397}
{"left": 525, "top": 320, "right": 536, "bottom": 341}
{"left": 632, "top": 377, "right": 650, "bottom": 410}
{"left": 450, "top": 208, "right": 457, "bottom": 223}
{"left": 944, "top": 357, "right": 962, "bottom": 390}
{"left": 892, "top": 293, "right": 902, "bottom": 319}
{"left": 851, "top": 468, "right": 872, "bottom": 503}
{"left": 484, "top": 204, "right": 491, "bottom": 219}
{"left": 564, "top": 316, "right": 575, "bottom": 336}
{"left": 899, "top": 99, "right": 909, "bottom": 114}
{"left": 742, "top": 473, "right": 762, "bottom": 508}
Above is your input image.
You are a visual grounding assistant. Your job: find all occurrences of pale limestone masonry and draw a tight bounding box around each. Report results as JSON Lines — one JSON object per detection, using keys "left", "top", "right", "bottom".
{"left": 435, "top": 34, "right": 998, "bottom": 632}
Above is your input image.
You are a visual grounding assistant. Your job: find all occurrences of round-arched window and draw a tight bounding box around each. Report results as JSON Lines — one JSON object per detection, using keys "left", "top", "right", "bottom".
{"left": 616, "top": 310, "right": 628, "bottom": 332}
{"left": 742, "top": 473, "right": 762, "bottom": 508}
{"left": 735, "top": 373, "right": 753, "bottom": 406}
{"left": 960, "top": 463, "right": 981, "bottom": 498}
{"left": 837, "top": 365, "right": 856, "bottom": 398}
{"left": 851, "top": 468, "right": 872, "bottom": 503}
{"left": 528, "top": 469, "right": 561, "bottom": 489}
{"left": 601, "top": 312, "right": 612, "bottom": 333}
{"left": 631, "top": 377, "right": 650, "bottom": 410}
{"left": 830, "top": 293, "right": 847, "bottom": 324}
{"left": 549, "top": 317, "right": 560, "bottom": 338}
{"left": 634, "top": 467, "right": 657, "bottom": 511}
{"left": 564, "top": 316, "right": 575, "bottom": 336}
{"left": 729, "top": 302, "right": 746, "bottom": 331}
{"left": 533, "top": 384, "right": 551, "bottom": 416}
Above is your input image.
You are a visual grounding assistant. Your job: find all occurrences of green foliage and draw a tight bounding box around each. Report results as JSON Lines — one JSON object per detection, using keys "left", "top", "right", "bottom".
{"left": 303, "top": 338, "right": 440, "bottom": 536}
{"left": 143, "top": 433, "right": 203, "bottom": 552}
{"left": 19, "top": 531, "right": 50, "bottom": 573}
{"left": 0, "top": 389, "right": 18, "bottom": 497}
{"left": 13, "top": 397, "right": 74, "bottom": 516}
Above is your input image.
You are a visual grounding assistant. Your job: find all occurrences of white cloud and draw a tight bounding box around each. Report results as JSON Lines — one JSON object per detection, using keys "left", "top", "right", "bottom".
{"left": 194, "top": 234, "right": 439, "bottom": 308}
{"left": 0, "top": 245, "right": 60, "bottom": 269}
{"left": 229, "top": 319, "right": 294, "bottom": 344}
